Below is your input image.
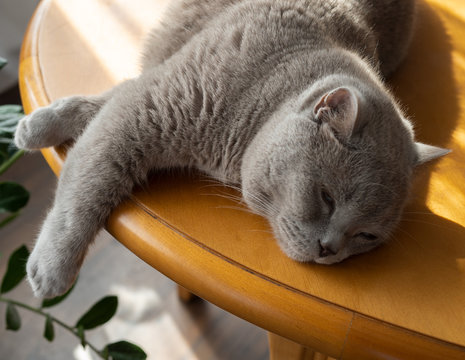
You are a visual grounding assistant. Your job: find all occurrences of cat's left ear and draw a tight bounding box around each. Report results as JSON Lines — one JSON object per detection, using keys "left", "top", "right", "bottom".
{"left": 313, "top": 87, "right": 360, "bottom": 138}
{"left": 414, "top": 142, "right": 451, "bottom": 165}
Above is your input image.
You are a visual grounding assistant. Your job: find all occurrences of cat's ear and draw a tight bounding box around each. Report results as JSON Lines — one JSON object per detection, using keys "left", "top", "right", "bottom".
{"left": 313, "top": 87, "right": 360, "bottom": 138}
{"left": 414, "top": 142, "right": 451, "bottom": 165}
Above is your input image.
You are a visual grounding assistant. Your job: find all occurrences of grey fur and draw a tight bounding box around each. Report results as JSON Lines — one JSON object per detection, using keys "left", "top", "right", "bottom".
{"left": 15, "top": 0, "right": 448, "bottom": 298}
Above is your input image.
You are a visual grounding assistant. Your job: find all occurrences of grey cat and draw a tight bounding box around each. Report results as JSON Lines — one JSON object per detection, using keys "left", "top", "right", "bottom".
{"left": 15, "top": 0, "right": 448, "bottom": 298}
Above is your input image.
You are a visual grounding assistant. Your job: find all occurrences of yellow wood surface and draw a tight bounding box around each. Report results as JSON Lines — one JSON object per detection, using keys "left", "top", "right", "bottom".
{"left": 268, "top": 333, "right": 337, "bottom": 360}
{"left": 268, "top": 333, "right": 316, "bottom": 360}
{"left": 177, "top": 285, "right": 198, "bottom": 303}
{"left": 19, "top": 0, "right": 465, "bottom": 358}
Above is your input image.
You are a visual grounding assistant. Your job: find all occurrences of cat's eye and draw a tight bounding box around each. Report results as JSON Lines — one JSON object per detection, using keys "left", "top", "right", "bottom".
{"left": 357, "top": 232, "right": 378, "bottom": 241}
{"left": 321, "top": 189, "right": 335, "bottom": 210}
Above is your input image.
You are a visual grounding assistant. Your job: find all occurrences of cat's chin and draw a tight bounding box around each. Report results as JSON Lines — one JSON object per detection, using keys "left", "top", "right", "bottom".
{"left": 314, "top": 255, "right": 346, "bottom": 265}
{"left": 280, "top": 246, "right": 347, "bottom": 265}
{"left": 277, "top": 237, "right": 349, "bottom": 264}
{"left": 276, "top": 238, "right": 318, "bottom": 263}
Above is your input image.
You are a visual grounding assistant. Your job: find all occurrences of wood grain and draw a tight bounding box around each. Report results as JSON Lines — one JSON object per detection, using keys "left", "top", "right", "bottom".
{"left": 268, "top": 333, "right": 337, "bottom": 360}
{"left": 19, "top": 0, "right": 465, "bottom": 358}
{"left": 341, "top": 314, "right": 465, "bottom": 360}
{"left": 268, "top": 333, "right": 315, "bottom": 360}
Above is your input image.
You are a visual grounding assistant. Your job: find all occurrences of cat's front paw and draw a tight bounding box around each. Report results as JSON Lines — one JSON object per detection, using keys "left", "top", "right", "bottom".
{"left": 26, "top": 243, "right": 80, "bottom": 298}
{"left": 14, "top": 102, "right": 71, "bottom": 150}
{"left": 15, "top": 108, "right": 59, "bottom": 150}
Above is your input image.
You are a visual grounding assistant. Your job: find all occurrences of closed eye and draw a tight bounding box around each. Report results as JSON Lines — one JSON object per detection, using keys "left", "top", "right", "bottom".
{"left": 321, "top": 189, "right": 335, "bottom": 212}
{"left": 356, "top": 232, "right": 378, "bottom": 241}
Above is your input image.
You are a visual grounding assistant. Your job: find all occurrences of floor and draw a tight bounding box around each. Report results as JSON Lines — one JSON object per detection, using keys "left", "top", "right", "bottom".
{"left": 0, "top": 86, "right": 269, "bottom": 360}
{"left": 0, "top": 0, "right": 37, "bottom": 93}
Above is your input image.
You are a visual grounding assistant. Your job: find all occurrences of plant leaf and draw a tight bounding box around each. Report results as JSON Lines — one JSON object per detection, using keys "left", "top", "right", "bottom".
{"left": 0, "top": 182, "right": 30, "bottom": 213}
{"left": 0, "top": 111, "right": 23, "bottom": 132}
{"left": 44, "top": 315, "right": 55, "bottom": 341}
{"left": 0, "top": 57, "right": 6, "bottom": 70}
{"left": 0, "top": 112, "right": 23, "bottom": 125}
{"left": 42, "top": 278, "right": 78, "bottom": 308}
{"left": 103, "top": 341, "right": 147, "bottom": 360}
{"left": 0, "top": 105, "right": 22, "bottom": 156}
{"left": 0, "top": 211, "right": 20, "bottom": 228}
{"left": 6, "top": 303, "right": 21, "bottom": 331}
{"left": 75, "top": 296, "right": 118, "bottom": 330}
{"left": 1, "top": 245, "right": 30, "bottom": 294}
{"left": 0, "top": 105, "right": 22, "bottom": 114}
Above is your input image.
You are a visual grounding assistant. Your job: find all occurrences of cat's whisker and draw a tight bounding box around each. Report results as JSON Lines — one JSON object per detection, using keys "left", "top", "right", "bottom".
{"left": 215, "top": 205, "right": 249, "bottom": 212}
{"left": 201, "top": 192, "right": 246, "bottom": 205}
{"left": 201, "top": 190, "right": 276, "bottom": 218}
{"left": 198, "top": 182, "right": 240, "bottom": 191}
{"left": 198, "top": 183, "right": 228, "bottom": 190}
{"left": 241, "top": 189, "right": 280, "bottom": 218}
{"left": 219, "top": 182, "right": 243, "bottom": 192}
{"left": 392, "top": 227, "right": 420, "bottom": 249}
{"left": 197, "top": 177, "right": 223, "bottom": 184}
{"left": 214, "top": 191, "right": 244, "bottom": 201}
{"left": 213, "top": 205, "right": 259, "bottom": 216}
{"left": 197, "top": 177, "right": 243, "bottom": 191}
{"left": 199, "top": 186, "right": 242, "bottom": 197}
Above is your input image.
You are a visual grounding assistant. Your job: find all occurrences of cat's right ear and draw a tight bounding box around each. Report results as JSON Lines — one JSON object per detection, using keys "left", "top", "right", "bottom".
{"left": 312, "top": 87, "right": 360, "bottom": 138}
{"left": 414, "top": 142, "right": 451, "bottom": 165}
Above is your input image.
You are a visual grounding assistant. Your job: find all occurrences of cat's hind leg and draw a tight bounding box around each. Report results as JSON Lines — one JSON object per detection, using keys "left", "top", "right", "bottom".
{"left": 365, "top": 0, "right": 416, "bottom": 77}
{"left": 15, "top": 92, "right": 110, "bottom": 150}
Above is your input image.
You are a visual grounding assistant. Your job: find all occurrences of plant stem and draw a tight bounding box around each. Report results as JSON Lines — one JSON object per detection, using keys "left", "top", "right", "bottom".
{"left": 0, "top": 296, "right": 106, "bottom": 359}
{"left": 0, "top": 150, "right": 25, "bottom": 176}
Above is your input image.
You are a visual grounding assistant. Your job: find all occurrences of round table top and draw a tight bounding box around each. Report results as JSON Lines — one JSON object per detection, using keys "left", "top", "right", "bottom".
{"left": 20, "top": 0, "right": 465, "bottom": 358}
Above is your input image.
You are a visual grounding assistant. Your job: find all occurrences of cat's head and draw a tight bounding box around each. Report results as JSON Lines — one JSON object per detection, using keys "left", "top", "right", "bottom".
{"left": 241, "top": 82, "right": 449, "bottom": 264}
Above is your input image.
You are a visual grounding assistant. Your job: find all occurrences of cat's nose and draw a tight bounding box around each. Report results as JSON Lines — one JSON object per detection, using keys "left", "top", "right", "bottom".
{"left": 318, "top": 239, "right": 337, "bottom": 258}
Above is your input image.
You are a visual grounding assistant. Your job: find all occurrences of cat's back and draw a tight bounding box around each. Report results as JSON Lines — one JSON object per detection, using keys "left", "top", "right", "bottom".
{"left": 240, "top": 0, "right": 415, "bottom": 71}
{"left": 144, "top": 0, "right": 415, "bottom": 77}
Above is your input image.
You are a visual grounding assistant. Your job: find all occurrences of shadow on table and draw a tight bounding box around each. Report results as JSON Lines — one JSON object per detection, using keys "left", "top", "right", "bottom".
{"left": 327, "top": 0, "right": 465, "bottom": 323}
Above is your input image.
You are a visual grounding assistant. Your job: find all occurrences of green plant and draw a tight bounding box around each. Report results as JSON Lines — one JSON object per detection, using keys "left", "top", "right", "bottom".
{"left": 0, "top": 57, "right": 28, "bottom": 228}
{"left": 0, "top": 245, "right": 147, "bottom": 359}
{"left": 0, "top": 57, "right": 147, "bottom": 359}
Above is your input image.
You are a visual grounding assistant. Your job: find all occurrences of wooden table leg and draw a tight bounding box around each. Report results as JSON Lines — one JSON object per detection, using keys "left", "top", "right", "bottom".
{"left": 177, "top": 284, "right": 199, "bottom": 303}
{"left": 268, "top": 332, "right": 336, "bottom": 360}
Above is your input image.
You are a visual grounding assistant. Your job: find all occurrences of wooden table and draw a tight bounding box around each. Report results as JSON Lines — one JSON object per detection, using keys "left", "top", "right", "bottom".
{"left": 20, "top": 0, "right": 465, "bottom": 359}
